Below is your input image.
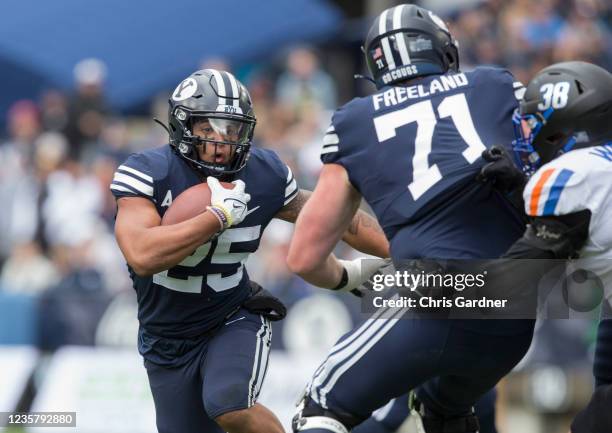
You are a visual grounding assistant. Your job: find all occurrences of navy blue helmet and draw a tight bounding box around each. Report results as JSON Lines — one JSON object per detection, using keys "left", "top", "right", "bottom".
{"left": 167, "top": 69, "right": 256, "bottom": 177}
{"left": 364, "top": 4, "right": 459, "bottom": 89}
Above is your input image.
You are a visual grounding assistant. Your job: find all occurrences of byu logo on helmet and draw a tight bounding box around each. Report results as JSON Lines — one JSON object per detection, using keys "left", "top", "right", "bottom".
{"left": 172, "top": 78, "right": 198, "bottom": 101}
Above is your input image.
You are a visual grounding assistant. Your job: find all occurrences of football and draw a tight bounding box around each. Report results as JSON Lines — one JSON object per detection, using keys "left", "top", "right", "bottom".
{"left": 161, "top": 181, "right": 234, "bottom": 225}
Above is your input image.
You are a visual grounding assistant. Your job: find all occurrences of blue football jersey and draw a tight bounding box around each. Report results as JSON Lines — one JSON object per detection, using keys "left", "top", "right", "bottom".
{"left": 322, "top": 67, "right": 526, "bottom": 259}
{"left": 110, "top": 145, "right": 298, "bottom": 340}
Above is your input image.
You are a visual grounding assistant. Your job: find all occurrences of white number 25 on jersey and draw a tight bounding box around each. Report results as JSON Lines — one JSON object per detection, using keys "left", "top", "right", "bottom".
{"left": 153, "top": 225, "right": 261, "bottom": 294}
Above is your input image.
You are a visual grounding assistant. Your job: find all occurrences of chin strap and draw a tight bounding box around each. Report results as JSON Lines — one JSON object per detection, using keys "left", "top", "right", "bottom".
{"left": 354, "top": 74, "right": 376, "bottom": 85}
{"left": 153, "top": 118, "right": 171, "bottom": 135}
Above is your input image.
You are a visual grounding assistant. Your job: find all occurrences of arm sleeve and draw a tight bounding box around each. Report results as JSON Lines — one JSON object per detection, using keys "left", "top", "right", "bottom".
{"left": 516, "top": 162, "right": 594, "bottom": 258}
{"left": 109, "top": 153, "right": 155, "bottom": 202}
{"left": 504, "top": 210, "right": 592, "bottom": 259}
{"left": 448, "top": 211, "right": 592, "bottom": 315}
{"left": 467, "top": 167, "right": 593, "bottom": 308}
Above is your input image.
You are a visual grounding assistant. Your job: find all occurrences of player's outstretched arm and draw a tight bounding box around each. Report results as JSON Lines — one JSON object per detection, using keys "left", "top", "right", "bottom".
{"left": 286, "top": 163, "right": 383, "bottom": 289}
{"left": 114, "top": 196, "right": 222, "bottom": 276}
{"left": 343, "top": 209, "right": 390, "bottom": 258}
{"left": 275, "top": 189, "right": 389, "bottom": 259}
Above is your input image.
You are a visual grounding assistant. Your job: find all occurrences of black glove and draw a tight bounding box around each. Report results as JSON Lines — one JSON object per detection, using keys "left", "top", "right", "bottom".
{"left": 477, "top": 145, "right": 526, "bottom": 194}
{"left": 243, "top": 281, "right": 287, "bottom": 321}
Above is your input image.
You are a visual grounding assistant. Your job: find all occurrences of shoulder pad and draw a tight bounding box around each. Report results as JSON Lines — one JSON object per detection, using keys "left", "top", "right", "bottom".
{"left": 109, "top": 146, "right": 171, "bottom": 200}
{"left": 249, "top": 147, "right": 298, "bottom": 206}
{"left": 320, "top": 98, "right": 369, "bottom": 165}
{"left": 470, "top": 66, "right": 525, "bottom": 101}
{"left": 110, "top": 152, "right": 155, "bottom": 200}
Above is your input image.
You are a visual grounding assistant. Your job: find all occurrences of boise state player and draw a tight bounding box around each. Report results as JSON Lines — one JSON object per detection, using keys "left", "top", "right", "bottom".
{"left": 111, "top": 69, "right": 389, "bottom": 433}
{"left": 287, "top": 5, "right": 535, "bottom": 433}
{"left": 504, "top": 61, "right": 612, "bottom": 433}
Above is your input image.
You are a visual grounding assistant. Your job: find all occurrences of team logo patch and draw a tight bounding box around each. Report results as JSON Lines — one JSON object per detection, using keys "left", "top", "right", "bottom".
{"left": 409, "top": 37, "right": 433, "bottom": 52}
{"left": 172, "top": 78, "right": 198, "bottom": 101}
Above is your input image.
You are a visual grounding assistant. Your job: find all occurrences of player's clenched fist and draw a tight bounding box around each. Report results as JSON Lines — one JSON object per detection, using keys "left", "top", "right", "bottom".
{"left": 206, "top": 177, "right": 251, "bottom": 230}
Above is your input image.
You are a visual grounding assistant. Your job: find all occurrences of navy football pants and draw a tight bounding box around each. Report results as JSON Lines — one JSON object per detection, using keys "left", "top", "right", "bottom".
{"left": 144, "top": 309, "right": 271, "bottom": 433}
{"left": 306, "top": 306, "right": 534, "bottom": 426}
{"left": 568, "top": 303, "right": 612, "bottom": 432}
{"left": 594, "top": 303, "right": 612, "bottom": 387}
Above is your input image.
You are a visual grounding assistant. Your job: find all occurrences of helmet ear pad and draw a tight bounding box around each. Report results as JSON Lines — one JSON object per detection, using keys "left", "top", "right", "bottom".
{"left": 444, "top": 43, "right": 459, "bottom": 72}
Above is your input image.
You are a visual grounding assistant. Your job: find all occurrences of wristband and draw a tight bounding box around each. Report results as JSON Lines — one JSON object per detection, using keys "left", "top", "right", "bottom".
{"left": 207, "top": 206, "right": 229, "bottom": 230}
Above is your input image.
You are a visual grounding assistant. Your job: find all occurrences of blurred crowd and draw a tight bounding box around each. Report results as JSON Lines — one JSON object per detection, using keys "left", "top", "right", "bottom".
{"left": 446, "top": 0, "right": 612, "bottom": 84}
{"left": 0, "top": 0, "right": 610, "bottom": 353}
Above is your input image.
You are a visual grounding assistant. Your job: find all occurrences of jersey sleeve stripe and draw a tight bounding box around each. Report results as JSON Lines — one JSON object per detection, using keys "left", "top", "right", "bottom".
{"left": 528, "top": 168, "right": 555, "bottom": 216}
{"left": 118, "top": 165, "right": 153, "bottom": 183}
{"left": 542, "top": 169, "right": 575, "bottom": 215}
{"left": 323, "top": 133, "right": 340, "bottom": 146}
{"left": 117, "top": 168, "right": 154, "bottom": 187}
{"left": 110, "top": 183, "right": 137, "bottom": 194}
{"left": 112, "top": 173, "right": 154, "bottom": 197}
{"left": 285, "top": 178, "right": 298, "bottom": 198}
{"left": 321, "top": 146, "right": 339, "bottom": 155}
{"left": 512, "top": 81, "right": 526, "bottom": 100}
{"left": 326, "top": 126, "right": 335, "bottom": 134}
{"left": 284, "top": 188, "right": 299, "bottom": 205}
{"left": 286, "top": 166, "right": 294, "bottom": 184}
{"left": 111, "top": 181, "right": 142, "bottom": 197}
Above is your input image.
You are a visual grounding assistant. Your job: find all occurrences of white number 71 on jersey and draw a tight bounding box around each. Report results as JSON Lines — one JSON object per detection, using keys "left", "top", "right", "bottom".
{"left": 374, "top": 93, "right": 486, "bottom": 200}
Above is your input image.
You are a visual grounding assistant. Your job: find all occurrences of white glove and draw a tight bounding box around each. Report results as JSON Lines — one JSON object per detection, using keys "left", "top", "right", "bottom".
{"left": 206, "top": 177, "right": 251, "bottom": 230}
{"left": 336, "top": 258, "right": 391, "bottom": 297}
